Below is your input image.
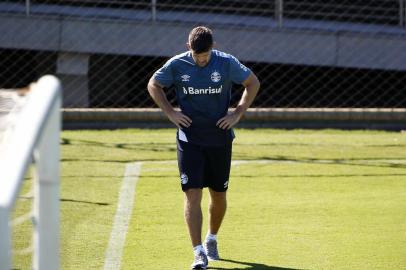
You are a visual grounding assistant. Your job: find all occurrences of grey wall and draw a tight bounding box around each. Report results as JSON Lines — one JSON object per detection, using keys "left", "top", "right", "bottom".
{"left": 1, "top": 14, "right": 406, "bottom": 70}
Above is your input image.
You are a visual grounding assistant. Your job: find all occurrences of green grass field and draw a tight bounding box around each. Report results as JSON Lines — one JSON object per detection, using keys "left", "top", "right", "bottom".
{"left": 12, "top": 128, "right": 406, "bottom": 269}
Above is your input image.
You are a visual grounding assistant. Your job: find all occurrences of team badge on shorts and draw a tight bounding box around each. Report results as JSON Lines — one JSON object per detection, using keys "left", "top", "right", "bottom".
{"left": 211, "top": 71, "right": 221, "bottom": 83}
{"left": 180, "top": 173, "right": 189, "bottom": 184}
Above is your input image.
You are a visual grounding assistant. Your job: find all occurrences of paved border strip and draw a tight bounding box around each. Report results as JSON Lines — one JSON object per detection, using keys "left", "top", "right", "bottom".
{"left": 103, "top": 162, "right": 142, "bottom": 270}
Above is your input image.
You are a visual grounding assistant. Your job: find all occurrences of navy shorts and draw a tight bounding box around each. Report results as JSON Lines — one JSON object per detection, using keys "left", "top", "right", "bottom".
{"left": 177, "top": 139, "right": 232, "bottom": 192}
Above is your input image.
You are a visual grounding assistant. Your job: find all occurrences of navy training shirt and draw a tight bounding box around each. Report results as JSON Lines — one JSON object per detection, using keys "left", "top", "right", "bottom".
{"left": 153, "top": 50, "right": 251, "bottom": 146}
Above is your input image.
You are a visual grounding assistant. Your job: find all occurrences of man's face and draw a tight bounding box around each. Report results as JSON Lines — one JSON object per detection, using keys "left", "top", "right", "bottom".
{"left": 190, "top": 50, "right": 212, "bottom": 67}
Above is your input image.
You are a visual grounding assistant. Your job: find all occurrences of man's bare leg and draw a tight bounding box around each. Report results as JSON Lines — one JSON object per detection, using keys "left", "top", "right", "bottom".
{"left": 184, "top": 188, "right": 203, "bottom": 247}
{"left": 204, "top": 188, "right": 227, "bottom": 261}
{"left": 208, "top": 188, "right": 227, "bottom": 235}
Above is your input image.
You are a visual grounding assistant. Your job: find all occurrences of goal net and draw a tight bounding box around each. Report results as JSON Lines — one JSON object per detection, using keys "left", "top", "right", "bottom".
{"left": 0, "top": 75, "right": 62, "bottom": 270}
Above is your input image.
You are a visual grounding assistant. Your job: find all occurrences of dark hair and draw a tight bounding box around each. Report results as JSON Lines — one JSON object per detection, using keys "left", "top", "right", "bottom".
{"left": 188, "top": 26, "right": 213, "bottom": 54}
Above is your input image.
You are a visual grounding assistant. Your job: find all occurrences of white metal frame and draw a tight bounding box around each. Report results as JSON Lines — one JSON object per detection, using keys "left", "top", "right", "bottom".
{"left": 0, "top": 75, "right": 61, "bottom": 270}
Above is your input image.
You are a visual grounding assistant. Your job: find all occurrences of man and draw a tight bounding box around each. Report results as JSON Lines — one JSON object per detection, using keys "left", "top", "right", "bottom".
{"left": 147, "top": 26, "right": 260, "bottom": 269}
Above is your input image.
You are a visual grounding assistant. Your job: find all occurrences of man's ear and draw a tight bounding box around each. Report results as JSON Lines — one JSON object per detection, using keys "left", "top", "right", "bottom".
{"left": 212, "top": 42, "right": 217, "bottom": 49}
{"left": 186, "top": 43, "right": 191, "bottom": 50}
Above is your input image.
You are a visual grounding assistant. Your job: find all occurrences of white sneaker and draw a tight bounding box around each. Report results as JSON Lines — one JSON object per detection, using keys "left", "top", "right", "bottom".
{"left": 191, "top": 250, "right": 208, "bottom": 269}
{"left": 204, "top": 239, "right": 220, "bottom": 261}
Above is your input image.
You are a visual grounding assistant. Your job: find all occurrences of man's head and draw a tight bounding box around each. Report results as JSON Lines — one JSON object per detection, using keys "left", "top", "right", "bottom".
{"left": 187, "top": 26, "right": 214, "bottom": 67}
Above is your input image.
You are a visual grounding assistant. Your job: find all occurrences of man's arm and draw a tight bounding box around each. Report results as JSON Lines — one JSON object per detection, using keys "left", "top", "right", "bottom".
{"left": 216, "top": 72, "right": 260, "bottom": 129}
{"left": 147, "top": 78, "right": 192, "bottom": 129}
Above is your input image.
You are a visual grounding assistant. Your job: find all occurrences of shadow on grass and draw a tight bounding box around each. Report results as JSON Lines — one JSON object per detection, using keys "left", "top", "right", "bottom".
{"left": 208, "top": 258, "right": 304, "bottom": 270}
{"left": 60, "top": 198, "right": 110, "bottom": 206}
{"left": 61, "top": 137, "right": 406, "bottom": 170}
{"left": 61, "top": 137, "right": 175, "bottom": 152}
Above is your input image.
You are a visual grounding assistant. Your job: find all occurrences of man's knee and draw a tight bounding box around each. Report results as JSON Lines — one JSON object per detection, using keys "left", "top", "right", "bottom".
{"left": 209, "top": 189, "right": 227, "bottom": 204}
{"left": 185, "top": 188, "right": 203, "bottom": 205}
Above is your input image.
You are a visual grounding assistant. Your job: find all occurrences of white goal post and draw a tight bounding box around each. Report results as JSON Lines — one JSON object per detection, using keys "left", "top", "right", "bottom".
{"left": 0, "top": 75, "right": 62, "bottom": 270}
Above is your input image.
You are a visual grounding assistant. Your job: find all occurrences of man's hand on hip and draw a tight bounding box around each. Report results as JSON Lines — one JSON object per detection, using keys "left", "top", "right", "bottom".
{"left": 216, "top": 111, "right": 242, "bottom": 130}
{"left": 168, "top": 110, "right": 192, "bottom": 129}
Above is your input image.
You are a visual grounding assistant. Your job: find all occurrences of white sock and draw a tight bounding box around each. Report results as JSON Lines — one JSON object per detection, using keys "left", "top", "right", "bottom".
{"left": 193, "top": 245, "right": 205, "bottom": 255}
{"left": 205, "top": 233, "right": 217, "bottom": 241}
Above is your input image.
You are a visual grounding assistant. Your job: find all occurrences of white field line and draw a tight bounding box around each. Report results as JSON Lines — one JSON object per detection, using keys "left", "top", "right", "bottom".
{"left": 140, "top": 159, "right": 291, "bottom": 166}
{"left": 141, "top": 158, "right": 406, "bottom": 168}
{"left": 103, "top": 162, "right": 141, "bottom": 270}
